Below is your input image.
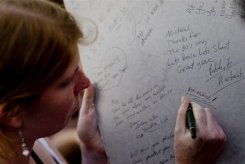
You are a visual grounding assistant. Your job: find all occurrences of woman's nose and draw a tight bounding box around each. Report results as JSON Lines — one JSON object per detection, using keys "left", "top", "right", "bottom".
{"left": 74, "top": 68, "right": 91, "bottom": 96}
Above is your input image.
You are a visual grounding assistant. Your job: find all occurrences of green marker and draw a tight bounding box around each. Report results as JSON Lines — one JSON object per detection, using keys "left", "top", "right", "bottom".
{"left": 186, "top": 103, "right": 196, "bottom": 139}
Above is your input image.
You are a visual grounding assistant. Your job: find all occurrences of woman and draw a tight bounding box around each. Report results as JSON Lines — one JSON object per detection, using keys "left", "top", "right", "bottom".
{"left": 0, "top": 0, "right": 226, "bottom": 163}
{"left": 0, "top": 0, "right": 107, "bottom": 163}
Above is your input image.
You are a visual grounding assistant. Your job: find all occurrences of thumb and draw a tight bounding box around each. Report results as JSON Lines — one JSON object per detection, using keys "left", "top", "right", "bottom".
{"left": 175, "top": 96, "right": 190, "bottom": 133}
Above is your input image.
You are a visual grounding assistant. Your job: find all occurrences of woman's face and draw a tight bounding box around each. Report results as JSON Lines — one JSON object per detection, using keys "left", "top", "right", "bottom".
{"left": 22, "top": 50, "right": 90, "bottom": 138}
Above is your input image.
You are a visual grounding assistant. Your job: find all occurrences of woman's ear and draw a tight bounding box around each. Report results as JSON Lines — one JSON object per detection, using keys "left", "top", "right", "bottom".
{"left": 0, "top": 104, "right": 22, "bottom": 129}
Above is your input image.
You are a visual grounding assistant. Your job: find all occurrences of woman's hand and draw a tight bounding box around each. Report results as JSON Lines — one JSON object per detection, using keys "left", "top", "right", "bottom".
{"left": 77, "top": 84, "right": 108, "bottom": 164}
{"left": 174, "top": 96, "right": 226, "bottom": 164}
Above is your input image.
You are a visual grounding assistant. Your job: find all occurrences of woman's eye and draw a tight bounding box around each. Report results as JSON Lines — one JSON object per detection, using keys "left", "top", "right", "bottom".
{"left": 59, "top": 67, "right": 79, "bottom": 88}
{"left": 59, "top": 79, "right": 72, "bottom": 88}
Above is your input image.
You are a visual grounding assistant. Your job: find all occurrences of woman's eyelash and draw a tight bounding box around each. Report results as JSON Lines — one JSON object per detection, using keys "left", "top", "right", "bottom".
{"left": 60, "top": 78, "right": 73, "bottom": 87}
{"left": 60, "top": 67, "right": 79, "bottom": 87}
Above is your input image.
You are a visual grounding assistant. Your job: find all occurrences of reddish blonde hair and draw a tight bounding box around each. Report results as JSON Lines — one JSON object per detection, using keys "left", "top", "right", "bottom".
{"left": 0, "top": 0, "right": 82, "bottom": 159}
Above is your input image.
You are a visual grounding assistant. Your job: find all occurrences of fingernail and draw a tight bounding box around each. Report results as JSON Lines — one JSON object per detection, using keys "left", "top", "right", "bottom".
{"left": 181, "top": 96, "right": 185, "bottom": 103}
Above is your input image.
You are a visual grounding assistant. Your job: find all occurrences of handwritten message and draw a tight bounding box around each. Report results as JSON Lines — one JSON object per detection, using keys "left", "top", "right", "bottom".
{"left": 64, "top": 0, "right": 245, "bottom": 163}
{"left": 165, "top": 24, "right": 245, "bottom": 100}
{"left": 186, "top": 0, "right": 241, "bottom": 19}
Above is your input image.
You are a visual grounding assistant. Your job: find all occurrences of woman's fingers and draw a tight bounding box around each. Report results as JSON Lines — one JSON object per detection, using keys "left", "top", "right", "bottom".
{"left": 81, "top": 84, "right": 95, "bottom": 115}
{"left": 204, "top": 108, "right": 227, "bottom": 144}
